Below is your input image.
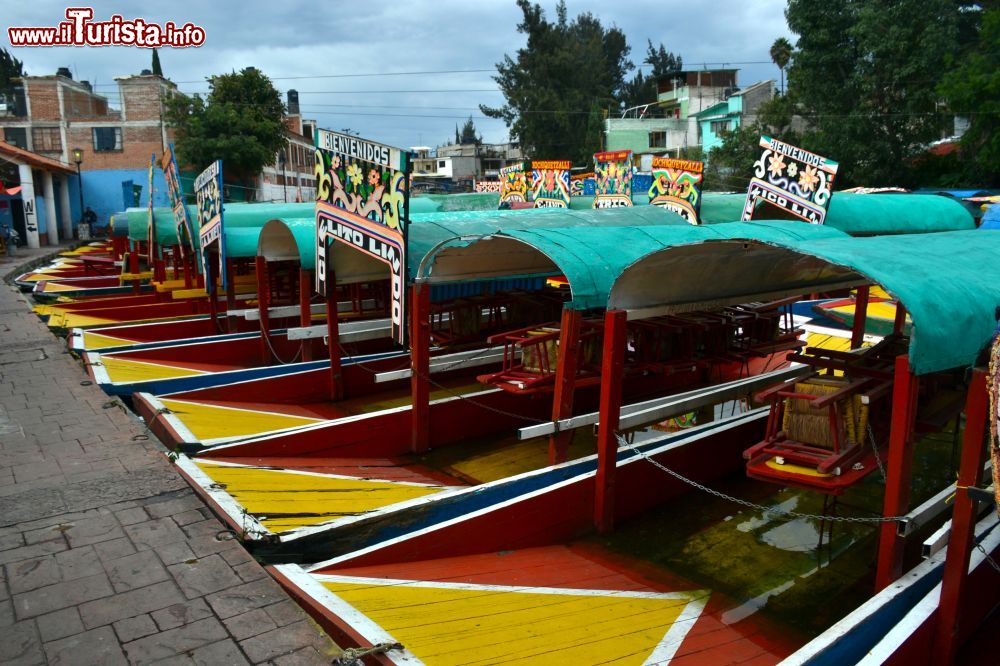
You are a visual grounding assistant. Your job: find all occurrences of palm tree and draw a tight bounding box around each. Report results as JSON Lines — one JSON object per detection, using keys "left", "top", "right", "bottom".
{"left": 770, "top": 37, "right": 793, "bottom": 95}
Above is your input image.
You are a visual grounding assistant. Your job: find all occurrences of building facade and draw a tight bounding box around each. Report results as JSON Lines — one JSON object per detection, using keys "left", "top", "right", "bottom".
{"left": 0, "top": 68, "right": 177, "bottom": 236}
{"left": 693, "top": 80, "right": 775, "bottom": 153}
{"left": 411, "top": 142, "right": 524, "bottom": 190}
{"left": 257, "top": 92, "right": 317, "bottom": 203}
{"left": 604, "top": 69, "right": 771, "bottom": 159}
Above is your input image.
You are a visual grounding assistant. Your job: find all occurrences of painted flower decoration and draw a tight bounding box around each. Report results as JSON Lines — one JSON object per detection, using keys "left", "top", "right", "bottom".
{"left": 368, "top": 168, "right": 380, "bottom": 187}
{"left": 330, "top": 155, "right": 341, "bottom": 170}
{"left": 798, "top": 165, "right": 819, "bottom": 193}
{"left": 346, "top": 163, "right": 363, "bottom": 189}
{"left": 544, "top": 170, "right": 556, "bottom": 192}
{"left": 767, "top": 153, "right": 786, "bottom": 178}
{"left": 786, "top": 162, "right": 798, "bottom": 178}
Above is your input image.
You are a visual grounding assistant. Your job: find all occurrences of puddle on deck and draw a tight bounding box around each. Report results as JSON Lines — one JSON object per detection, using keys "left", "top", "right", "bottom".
{"left": 584, "top": 420, "right": 962, "bottom": 639}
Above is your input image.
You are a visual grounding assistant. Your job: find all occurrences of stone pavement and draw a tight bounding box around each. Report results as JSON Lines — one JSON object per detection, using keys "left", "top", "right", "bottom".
{"left": 0, "top": 245, "right": 341, "bottom": 665}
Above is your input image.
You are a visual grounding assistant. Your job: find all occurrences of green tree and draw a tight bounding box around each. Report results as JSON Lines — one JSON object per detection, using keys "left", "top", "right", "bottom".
{"left": 644, "top": 39, "right": 682, "bottom": 79}
{"left": 151, "top": 49, "right": 163, "bottom": 77}
{"left": 0, "top": 47, "right": 25, "bottom": 105}
{"left": 621, "top": 40, "right": 683, "bottom": 110}
{"left": 459, "top": 116, "right": 481, "bottom": 144}
{"left": 785, "top": 0, "right": 961, "bottom": 187}
{"left": 705, "top": 123, "right": 766, "bottom": 192}
{"left": 939, "top": 6, "right": 1000, "bottom": 186}
{"left": 481, "top": 0, "right": 633, "bottom": 164}
{"left": 164, "top": 67, "right": 286, "bottom": 198}
{"left": 769, "top": 37, "right": 792, "bottom": 95}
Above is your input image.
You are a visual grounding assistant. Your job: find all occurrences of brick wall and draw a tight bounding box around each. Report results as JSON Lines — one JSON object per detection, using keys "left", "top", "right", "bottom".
{"left": 65, "top": 124, "right": 167, "bottom": 171}
{"left": 63, "top": 87, "right": 108, "bottom": 117}
{"left": 119, "top": 78, "right": 172, "bottom": 122}
{"left": 25, "top": 81, "right": 60, "bottom": 121}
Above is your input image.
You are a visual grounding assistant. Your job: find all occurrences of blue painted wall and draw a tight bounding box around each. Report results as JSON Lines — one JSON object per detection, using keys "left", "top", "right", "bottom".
{"left": 80, "top": 168, "right": 170, "bottom": 233}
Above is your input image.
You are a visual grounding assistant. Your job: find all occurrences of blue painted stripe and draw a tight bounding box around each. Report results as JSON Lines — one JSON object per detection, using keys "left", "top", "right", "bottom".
{"left": 800, "top": 519, "right": 1000, "bottom": 665}
{"left": 299, "top": 410, "right": 763, "bottom": 549}
{"left": 97, "top": 349, "right": 406, "bottom": 396}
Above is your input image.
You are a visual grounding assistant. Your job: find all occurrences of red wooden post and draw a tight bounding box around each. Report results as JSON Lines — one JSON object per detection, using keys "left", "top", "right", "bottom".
{"left": 931, "top": 369, "right": 989, "bottom": 663}
{"left": 207, "top": 252, "right": 219, "bottom": 332}
{"left": 411, "top": 283, "right": 431, "bottom": 453}
{"left": 850, "top": 285, "right": 870, "bottom": 350}
{"left": 549, "top": 308, "right": 582, "bottom": 464}
{"left": 893, "top": 302, "right": 907, "bottom": 336}
{"left": 875, "top": 354, "right": 921, "bottom": 590}
{"left": 129, "top": 247, "right": 141, "bottom": 295}
{"left": 183, "top": 251, "right": 193, "bottom": 289}
{"left": 255, "top": 256, "right": 271, "bottom": 363}
{"left": 171, "top": 245, "right": 181, "bottom": 279}
{"left": 325, "top": 270, "right": 343, "bottom": 401}
{"left": 595, "top": 309, "right": 627, "bottom": 534}
{"left": 299, "top": 268, "right": 313, "bottom": 362}
{"left": 153, "top": 258, "right": 166, "bottom": 283}
{"left": 224, "top": 258, "right": 237, "bottom": 329}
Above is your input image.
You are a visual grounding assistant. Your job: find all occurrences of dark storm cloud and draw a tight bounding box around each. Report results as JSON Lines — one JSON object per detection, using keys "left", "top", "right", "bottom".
{"left": 3, "top": 1, "right": 791, "bottom": 150}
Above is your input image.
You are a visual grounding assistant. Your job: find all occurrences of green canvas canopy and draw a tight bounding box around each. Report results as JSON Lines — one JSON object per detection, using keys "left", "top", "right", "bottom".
{"left": 421, "top": 221, "right": 849, "bottom": 312}
{"left": 328, "top": 205, "right": 689, "bottom": 286}
{"left": 698, "top": 192, "right": 974, "bottom": 235}
{"left": 606, "top": 228, "right": 1000, "bottom": 375}
{"left": 257, "top": 217, "right": 317, "bottom": 269}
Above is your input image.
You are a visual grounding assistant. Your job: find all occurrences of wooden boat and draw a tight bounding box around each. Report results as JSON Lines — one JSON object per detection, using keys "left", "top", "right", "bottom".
{"left": 247, "top": 227, "right": 1000, "bottom": 665}
{"left": 814, "top": 287, "right": 912, "bottom": 337}
{"left": 55, "top": 132, "right": 993, "bottom": 663}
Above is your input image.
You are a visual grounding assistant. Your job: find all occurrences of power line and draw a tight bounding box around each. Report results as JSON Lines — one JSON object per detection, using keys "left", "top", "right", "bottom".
{"left": 85, "top": 60, "right": 785, "bottom": 89}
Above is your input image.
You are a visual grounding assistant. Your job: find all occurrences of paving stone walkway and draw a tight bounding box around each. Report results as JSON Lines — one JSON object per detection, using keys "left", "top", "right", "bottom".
{"left": 0, "top": 245, "right": 341, "bottom": 665}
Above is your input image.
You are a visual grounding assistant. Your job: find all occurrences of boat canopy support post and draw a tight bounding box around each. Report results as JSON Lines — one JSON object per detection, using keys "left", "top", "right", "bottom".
{"left": 170, "top": 245, "right": 180, "bottom": 280}
{"left": 224, "top": 257, "right": 236, "bottom": 331}
{"left": 875, "top": 354, "right": 920, "bottom": 591}
{"left": 325, "top": 268, "right": 343, "bottom": 402}
{"left": 129, "top": 247, "right": 141, "bottom": 295}
{"left": 893, "top": 302, "right": 908, "bottom": 336}
{"left": 255, "top": 256, "right": 271, "bottom": 364}
{"left": 595, "top": 309, "right": 627, "bottom": 534}
{"left": 183, "top": 249, "right": 193, "bottom": 289}
{"left": 207, "top": 252, "right": 219, "bottom": 332}
{"left": 299, "top": 268, "right": 313, "bottom": 362}
{"left": 851, "top": 285, "right": 870, "bottom": 349}
{"left": 550, "top": 308, "right": 582, "bottom": 465}
{"left": 931, "top": 368, "right": 988, "bottom": 664}
{"left": 411, "top": 282, "right": 431, "bottom": 453}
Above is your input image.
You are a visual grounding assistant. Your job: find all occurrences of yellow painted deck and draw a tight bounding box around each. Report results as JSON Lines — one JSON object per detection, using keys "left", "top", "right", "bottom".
{"left": 195, "top": 462, "right": 448, "bottom": 532}
{"left": 78, "top": 331, "right": 138, "bottom": 351}
{"left": 827, "top": 300, "right": 907, "bottom": 324}
{"left": 317, "top": 576, "right": 703, "bottom": 665}
{"left": 422, "top": 433, "right": 595, "bottom": 484}
{"left": 160, "top": 399, "right": 323, "bottom": 441}
{"left": 98, "top": 357, "right": 207, "bottom": 383}
{"left": 50, "top": 311, "right": 196, "bottom": 330}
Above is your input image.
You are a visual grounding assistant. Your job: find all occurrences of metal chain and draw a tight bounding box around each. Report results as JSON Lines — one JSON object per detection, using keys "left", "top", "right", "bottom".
{"left": 976, "top": 543, "right": 1000, "bottom": 575}
{"left": 334, "top": 642, "right": 404, "bottom": 665}
{"left": 262, "top": 329, "right": 302, "bottom": 365}
{"left": 616, "top": 434, "right": 908, "bottom": 524}
{"left": 868, "top": 424, "right": 886, "bottom": 482}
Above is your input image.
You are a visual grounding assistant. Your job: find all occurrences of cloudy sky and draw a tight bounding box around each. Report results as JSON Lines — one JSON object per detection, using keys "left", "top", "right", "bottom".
{"left": 3, "top": 1, "right": 793, "bottom": 149}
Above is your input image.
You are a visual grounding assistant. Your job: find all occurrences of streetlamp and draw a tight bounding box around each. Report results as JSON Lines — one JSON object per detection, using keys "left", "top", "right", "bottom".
{"left": 277, "top": 149, "right": 287, "bottom": 203}
{"left": 71, "top": 148, "right": 84, "bottom": 229}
